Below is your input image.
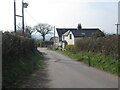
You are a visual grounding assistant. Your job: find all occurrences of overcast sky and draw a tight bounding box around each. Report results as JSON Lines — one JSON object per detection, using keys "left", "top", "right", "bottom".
{"left": 0, "top": 0, "right": 119, "bottom": 36}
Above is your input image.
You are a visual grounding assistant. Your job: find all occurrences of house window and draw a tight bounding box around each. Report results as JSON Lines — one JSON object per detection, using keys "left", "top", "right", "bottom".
{"left": 70, "top": 34, "right": 72, "bottom": 39}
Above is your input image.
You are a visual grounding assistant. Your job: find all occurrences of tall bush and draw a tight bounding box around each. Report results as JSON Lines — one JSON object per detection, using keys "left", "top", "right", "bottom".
{"left": 2, "top": 32, "right": 39, "bottom": 88}
{"left": 65, "top": 45, "right": 76, "bottom": 53}
{"left": 75, "top": 35, "right": 118, "bottom": 58}
{"left": 2, "top": 32, "right": 37, "bottom": 61}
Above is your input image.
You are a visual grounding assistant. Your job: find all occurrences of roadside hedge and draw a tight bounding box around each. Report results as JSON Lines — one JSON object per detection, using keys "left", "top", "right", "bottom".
{"left": 2, "top": 32, "right": 42, "bottom": 88}
{"left": 75, "top": 35, "right": 119, "bottom": 58}
{"left": 2, "top": 32, "right": 37, "bottom": 61}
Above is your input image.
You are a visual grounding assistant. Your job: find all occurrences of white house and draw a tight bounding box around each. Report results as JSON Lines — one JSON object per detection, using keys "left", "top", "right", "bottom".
{"left": 56, "top": 24, "right": 102, "bottom": 49}
{"left": 62, "top": 30, "right": 74, "bottom": 48}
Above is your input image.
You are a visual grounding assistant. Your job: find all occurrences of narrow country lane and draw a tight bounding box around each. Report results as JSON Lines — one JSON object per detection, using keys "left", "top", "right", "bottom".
{"left": 21, "top": 48, "right": 118, "bottom": 88}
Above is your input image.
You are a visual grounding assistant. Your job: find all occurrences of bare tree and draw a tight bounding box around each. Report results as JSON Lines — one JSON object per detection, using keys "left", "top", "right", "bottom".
{"left": 16, "top": 23, "right": 35, "bottom": 38}
{"left": 25, "top": 25, "right": 35, "bottom": 38}
{"left": 34, "top": 23, "right": 53, "bottom": 41}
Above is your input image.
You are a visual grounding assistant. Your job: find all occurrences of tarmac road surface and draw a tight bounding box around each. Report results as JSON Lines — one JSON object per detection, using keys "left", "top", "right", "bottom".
{"left": 21, "top": 48, "right": 118, "bottom": 88}
{"left": 38, "top": 48, "right": 118, "bottom": 88}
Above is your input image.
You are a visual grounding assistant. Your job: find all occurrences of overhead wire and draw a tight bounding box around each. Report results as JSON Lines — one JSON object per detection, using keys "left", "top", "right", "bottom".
{"left": 25, "top": 9, "right": 40, "bottom": 24}
{"left": 24, "top": 9, "right": 40, "bottom": 34}
{"left": 24, "top": 10, "right": 54, "bottom": 36}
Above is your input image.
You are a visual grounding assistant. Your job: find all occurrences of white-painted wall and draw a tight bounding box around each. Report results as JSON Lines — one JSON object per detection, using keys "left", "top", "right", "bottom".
{"left": 62, "top": 31, "right": 75, "bottom": 45}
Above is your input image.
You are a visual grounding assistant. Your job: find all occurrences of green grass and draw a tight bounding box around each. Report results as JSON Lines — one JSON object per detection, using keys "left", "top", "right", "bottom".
{"left": 51, "top": 49, "right": 119, "bottom": 75}
{"left": 3, "top": 51, "right": 44, "bottom": 88}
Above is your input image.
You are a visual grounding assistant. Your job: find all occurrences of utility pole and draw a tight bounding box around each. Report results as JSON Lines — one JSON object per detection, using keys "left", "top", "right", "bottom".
{"left": 115, "top": 24, "right": 120, "bottom": 35}
{"left": 22, "top": 0, "right": 25, "bottom": 36}
{"left": 14, "top": 0, "right": 16, "bottom": 33}
{"left": 14, "top": 0, "right": 28, "bottom": 36}
{"left": 53, "top": 26, "right": 56, "bottom": 49}
{"left": 54, "top": 26, "right": 55, "bottom": 38}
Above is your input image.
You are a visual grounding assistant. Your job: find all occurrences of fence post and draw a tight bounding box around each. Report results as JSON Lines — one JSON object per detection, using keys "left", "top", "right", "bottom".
{"left": 88, "top": 56, "right": 91, "bottom": 66}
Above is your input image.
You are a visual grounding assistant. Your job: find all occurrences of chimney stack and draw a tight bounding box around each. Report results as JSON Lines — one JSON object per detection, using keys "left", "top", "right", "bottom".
{"left": 78, "top": 24, "right": 82, "bottom": 30}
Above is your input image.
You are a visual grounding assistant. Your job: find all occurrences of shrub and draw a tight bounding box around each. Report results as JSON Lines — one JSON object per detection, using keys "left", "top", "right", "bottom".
{"left": 65, "top": 45, "right": 76, "bottom": 53}
{"left": 92, "top": 31, "right": 105, "bottom": 38}
{"left": 2, "top": 33, "right": 37, "bottom": 62}
{"left": 75, "top": 35, "right": 119, "bottom": 58}
{"left": 37, "top": 41, "right": 53, "bottom": 47}
{"left": 2, "top": 32, "right": 39, "bottom": 88}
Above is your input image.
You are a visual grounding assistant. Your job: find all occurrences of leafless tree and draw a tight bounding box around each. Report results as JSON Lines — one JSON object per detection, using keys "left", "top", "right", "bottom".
{"left": 25, "top": 25, "right": 35, "bottom": 38}
{"left": 34, "top": 23, "right": 53, "bottom": 41}
{"left": 16, "top": 23, "right": 35, "bottom": 38}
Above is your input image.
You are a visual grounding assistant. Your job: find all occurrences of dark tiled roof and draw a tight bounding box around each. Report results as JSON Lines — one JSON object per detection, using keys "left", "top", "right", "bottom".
{"left": 56, "top": 28, "right": 100, "bottom": 37}
{"left": 56, "top": 28, "right": 77, "bottom": 37}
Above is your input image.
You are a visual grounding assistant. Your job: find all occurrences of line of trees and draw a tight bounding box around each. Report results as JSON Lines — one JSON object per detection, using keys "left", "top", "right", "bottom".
{"left": 14, "top": 23, "right": 53, "bottom": 41}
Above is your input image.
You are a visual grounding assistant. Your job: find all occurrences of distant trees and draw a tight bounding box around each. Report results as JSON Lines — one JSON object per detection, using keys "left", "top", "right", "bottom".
{"left": 34, "top": 23, "right": 53, "bottom": 41}
{"left": 13, "top": 23, "right": 53, "bottom": 40}
{"left": 25, "top": 25, "right": 35, "bottom": 38}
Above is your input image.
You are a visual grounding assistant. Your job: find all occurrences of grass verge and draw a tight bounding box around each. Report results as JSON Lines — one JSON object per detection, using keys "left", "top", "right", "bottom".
{"left": 51, "top": 49, "right": 118, "bottom": 75}
{"left": 3, "top": 50, "right": 43, "bottom": 88}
